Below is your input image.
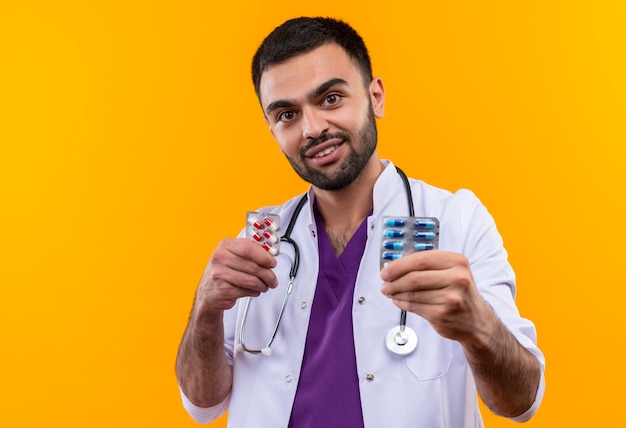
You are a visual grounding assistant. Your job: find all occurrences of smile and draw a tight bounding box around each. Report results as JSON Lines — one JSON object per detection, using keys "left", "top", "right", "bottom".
{"left": 313, "top": 145, "right": 339, "bottom": 158}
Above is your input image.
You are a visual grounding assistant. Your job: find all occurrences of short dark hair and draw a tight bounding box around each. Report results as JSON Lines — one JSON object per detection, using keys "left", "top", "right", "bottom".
{"left": 251, "top": 17, "right": 373, "bottom": 100}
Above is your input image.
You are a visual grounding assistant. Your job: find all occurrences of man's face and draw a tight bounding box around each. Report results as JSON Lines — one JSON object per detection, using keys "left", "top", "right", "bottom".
{"left": 259, "top": 43, "right": 385, "bottom": 191}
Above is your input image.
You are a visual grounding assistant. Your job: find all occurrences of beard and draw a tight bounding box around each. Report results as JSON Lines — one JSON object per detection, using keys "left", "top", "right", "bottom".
{"left": 284, "top": 106, "right": 378, "bottom": 191}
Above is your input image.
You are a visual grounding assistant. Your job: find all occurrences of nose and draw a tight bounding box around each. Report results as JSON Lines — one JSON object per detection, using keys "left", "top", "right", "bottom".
{"left": 301, "top": 107, "right": 329, "bottom": 140}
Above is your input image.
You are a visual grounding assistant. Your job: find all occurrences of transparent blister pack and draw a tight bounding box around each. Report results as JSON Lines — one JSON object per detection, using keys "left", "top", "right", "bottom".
{"left": 246, "top": 212, "right": 281, "bottom": 256}
{"left": 380, "top": 216, "right": 440, "bottom": 268}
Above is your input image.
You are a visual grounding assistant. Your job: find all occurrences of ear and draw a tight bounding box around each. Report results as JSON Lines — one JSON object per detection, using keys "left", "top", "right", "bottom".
{"left": 369, "top": 77, "right": 386, "bottom": 118}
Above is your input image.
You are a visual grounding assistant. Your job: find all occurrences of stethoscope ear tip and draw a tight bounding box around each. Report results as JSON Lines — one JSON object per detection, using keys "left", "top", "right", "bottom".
{"left": 261, "top": 347, "right": 273, "bottom": 357}
{"left": 235, "top": 343, "right": 245, "bottom": 353}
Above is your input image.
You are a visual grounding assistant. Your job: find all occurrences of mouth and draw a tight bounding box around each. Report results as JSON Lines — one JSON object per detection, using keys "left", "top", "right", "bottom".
{"left": 304, "top": 140, "right": 344, "bottom": 166}
{"left": 313, "top": 144, "right": 339, "bottom": 158}
{"left": 304, "top": 137, "right": 344, "bottom": 159}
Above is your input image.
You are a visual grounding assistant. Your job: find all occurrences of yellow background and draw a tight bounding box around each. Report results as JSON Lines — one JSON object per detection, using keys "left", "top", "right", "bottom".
{"left": 1, "top": 1, "right": 624, "bottom": 426}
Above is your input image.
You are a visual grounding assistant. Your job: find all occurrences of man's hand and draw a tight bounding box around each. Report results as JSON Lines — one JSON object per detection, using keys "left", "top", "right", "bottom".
{"left": 193, "top": 238, "right": 279, "bottom": 319}
{"left": 380, "top": 250, "right": 494, "bottom": 348}
{"left": 176, "top": 237, "right": 279, "bottom": 408}
{"left": 380, "top": 250, "right": 541, "bottom": 418}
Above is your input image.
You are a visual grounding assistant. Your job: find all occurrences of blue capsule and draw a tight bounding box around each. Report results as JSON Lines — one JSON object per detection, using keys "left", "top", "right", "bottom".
{"left": 384, "top": 218, "right": 406, "bottom": 227}
{"left": 383, "top": 240, "right": 405, "bottom": 250}
{"left": 414, "top": 231, "right": 436, "bottom": 240}
{"left": 414, "top": 219, "right": 437, "bottom": 229}
{"left": 413, "top": 242, "right": 435, "bottom": 251}
{"left": 383, "top": 252, "right": 403, "bottom": 261}
{"left": 384, "top": 229, "right": 405, "bottom": 238}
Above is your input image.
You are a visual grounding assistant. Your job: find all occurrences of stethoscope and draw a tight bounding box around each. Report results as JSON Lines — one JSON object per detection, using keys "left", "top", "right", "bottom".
{"left": 237, "top": 166, "right": 418, "bottom": 356}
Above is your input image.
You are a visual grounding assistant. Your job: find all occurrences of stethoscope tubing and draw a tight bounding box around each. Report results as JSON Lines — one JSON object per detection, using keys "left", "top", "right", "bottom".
{"left": 238, "top": 167, "right": 418, "bottom": 356}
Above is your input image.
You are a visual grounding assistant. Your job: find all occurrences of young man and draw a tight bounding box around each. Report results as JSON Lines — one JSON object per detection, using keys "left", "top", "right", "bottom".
{"left": 176, "top": 17, "right": 545, "bottom": 427}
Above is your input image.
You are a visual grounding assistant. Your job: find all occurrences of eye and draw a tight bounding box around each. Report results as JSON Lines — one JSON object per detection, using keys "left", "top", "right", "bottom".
{"left": 324, "top": 93, "right": 341, "bottom": 105}
{"left": 277, "top": 110, "right": 296, "bottom": 122}
{"left": 326, "top": 94, "right": 339, "bottom": 104}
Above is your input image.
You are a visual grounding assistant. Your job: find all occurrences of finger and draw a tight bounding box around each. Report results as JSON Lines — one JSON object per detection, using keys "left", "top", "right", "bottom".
{"left": 214, "top": 239, "right": 278, "bottom": 290}
{"left": 197, "top": 277, "right": 263, "bottom": 313}
{"left": 380, "top": 250, "right": 467, "bottom": 282}
{"left": 210, "top": 261, "right": 276, "bottom": 295}
{"left": 226, "top": 238, "right": 278, "bottom": 270}
{"left": 198, "top": 260, "right": 274, "bottom": 313}
{"left": 381, "top": 269, "right": 449, "bottom": 296}
{"left": 388, "top": 287, "right": 449, "bottom": 306}
{"left": 389, "top": 299, "right": 457, "bottom": 337}
{"left": 390, "top": 298, "right": 445, "bottom": 319}
{"left": 389, "top": 294, "right": 481, "bottom": 342}
{"left": 379, "top": 250, "right": 440, "bottom": 282}
{"left": 388, "top": 281, "right": 474, "bottom": 320}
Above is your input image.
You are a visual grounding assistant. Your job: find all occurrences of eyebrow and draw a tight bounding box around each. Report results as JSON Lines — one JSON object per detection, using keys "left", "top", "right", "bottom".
{"left": 265, "top": 78, "right": 349, "bottom": 116}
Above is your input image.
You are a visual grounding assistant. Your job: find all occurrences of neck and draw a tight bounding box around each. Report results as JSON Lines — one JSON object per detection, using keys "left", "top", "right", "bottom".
{"left": 313, "top": 158, "right": 384, "bottom": 256}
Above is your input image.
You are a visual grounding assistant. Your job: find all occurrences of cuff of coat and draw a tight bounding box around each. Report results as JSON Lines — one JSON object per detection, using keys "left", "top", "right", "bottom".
{"left": 179, "top": 385, "right": 230, "bottom": 424}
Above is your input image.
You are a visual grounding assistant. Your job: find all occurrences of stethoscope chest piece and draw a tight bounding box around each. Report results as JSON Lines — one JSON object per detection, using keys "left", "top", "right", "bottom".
{"left": 385, "top": 325, "right": 418, "bottom": 355}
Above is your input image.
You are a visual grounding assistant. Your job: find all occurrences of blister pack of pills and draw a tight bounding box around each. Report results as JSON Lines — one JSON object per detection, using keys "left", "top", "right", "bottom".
{"left": 246, "top": 212, "right": 281, "bottom": 256}
{"left": 380, "top": 216, "right": 440, "bottom": 268}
